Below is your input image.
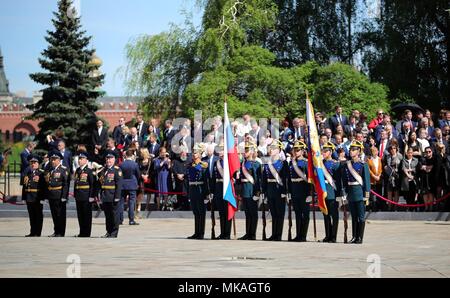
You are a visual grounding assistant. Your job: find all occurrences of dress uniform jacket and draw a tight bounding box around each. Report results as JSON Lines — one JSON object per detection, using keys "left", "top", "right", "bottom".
{"left": 74, "top": 165, "right": 95, "bottom": 201}
{"left": 97, "top": 166, "right": 123, "bottom": 203}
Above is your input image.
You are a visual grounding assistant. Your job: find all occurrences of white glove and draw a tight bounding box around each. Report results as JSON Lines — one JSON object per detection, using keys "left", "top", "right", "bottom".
{"left": 253, "top": 196, "right": 260, "bottom": 202}
{"left": 61, "top": 198, "right": 67, "bottom": 202}
{"left": 204, "top": 199, "right": 210, "bottom": 204}
{"left": 89, "top": 197, "right": 95, "bottom": 203}
{"left": 114, "top": 198, "right": 120, "bottom": 202}
{"left": 281, "top": 194, "right": 287, "bottom": 199}
{"left": 306, "top": 196, "right": 312, "bottom": 203}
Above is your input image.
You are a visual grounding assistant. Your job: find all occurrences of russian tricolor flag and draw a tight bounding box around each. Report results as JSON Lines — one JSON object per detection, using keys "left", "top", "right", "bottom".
{"left": 223, "top": 100, "right": 240, "bottom": 220}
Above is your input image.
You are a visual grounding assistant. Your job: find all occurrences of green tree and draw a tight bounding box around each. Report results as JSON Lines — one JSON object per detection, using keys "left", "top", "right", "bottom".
{"left": 28, "top": 0, "right": 104, "bottom": 151}
{"left": 362, "top": 0, "right": 449, "bottom": 111}
{"left": 311, "top": 62, "right": 390, "bottom": 120}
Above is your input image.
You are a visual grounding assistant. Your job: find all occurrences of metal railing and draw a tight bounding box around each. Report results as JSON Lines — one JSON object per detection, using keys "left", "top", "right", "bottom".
{"left": 0, "top": 161, "right": 20, "bottom": 198}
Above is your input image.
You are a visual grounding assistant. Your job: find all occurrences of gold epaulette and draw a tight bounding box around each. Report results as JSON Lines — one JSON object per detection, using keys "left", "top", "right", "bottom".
{"left": 201, "top": 162, "right": 208, "bottom": 169}
{"left": 114, "top": 166, "right": 120, "bottom": 170}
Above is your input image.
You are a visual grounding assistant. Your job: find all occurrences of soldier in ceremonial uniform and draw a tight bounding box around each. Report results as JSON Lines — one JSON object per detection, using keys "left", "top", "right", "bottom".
{"left": 97, "top": 151, "right": 123, "bottom": 238}
{"left": 23, "top": 154, "right": 45, "bottom": 237}
{"left": 342, "top": 141, "right": 370, "bottom": 244}
{"left": 209, "top": 143, "right": 233, "bottom": 239}
{"left": 187, "top": 144, "right": 209, "bottom": 240}
{"left": 262, "top": 140, "right": 289, "bottom": 241}
{"left": 321, "top": 141, "right": 343, "bottom": 243}
{"left": 46, "top": 151, "right": 69, "bottom": 237}
{"left": 237, "top": 141, "right": 261, "bottom": 241}
{"left": 287, "top": 140, "right": 310, "bottom": 242}
{"left": 74, "top": 152, "right": 95, "bottom": 237}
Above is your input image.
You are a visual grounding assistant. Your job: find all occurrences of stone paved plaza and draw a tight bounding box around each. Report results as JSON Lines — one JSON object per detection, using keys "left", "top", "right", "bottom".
{"left": 0, "top": 217, "right": 449, "bottom": 278}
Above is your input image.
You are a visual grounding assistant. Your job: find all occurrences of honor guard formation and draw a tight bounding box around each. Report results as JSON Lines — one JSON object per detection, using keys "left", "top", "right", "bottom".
{"left": 16, "top": 107, "right": 450, "bottom": 242}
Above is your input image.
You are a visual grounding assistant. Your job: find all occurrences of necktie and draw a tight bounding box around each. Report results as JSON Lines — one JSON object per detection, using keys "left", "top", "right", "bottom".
{"left": 209, "top": 157, "right": 213, "bottom": 178}
{"left": 379, "top": 141, "right": 385, "bottom": 158}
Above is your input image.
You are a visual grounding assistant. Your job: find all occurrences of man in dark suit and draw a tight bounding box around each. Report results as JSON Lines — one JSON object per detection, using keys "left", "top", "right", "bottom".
{"left": 124, "top": 127, "right": 143, "bottom": 149}
{"left": 344, "top": 115, "right": 358, "bottom": 137}
{"left": 439, "top": 111, "right": 450, "bottom": 129}
{"left": 112, "top": 117, "right": 126, "bottom": 145}
{"left": 135, "top": 114, "right": 149, "bottom": 140}
{"left": 57, "top": 140, "right": 73, "bottom": 174}
{"left": 203, "top": 144, "right": 219, "bottom": 185}
{"left": 92, "top": 119, "right": 108, "bottom": 151}
{"left": 20, "top": 142, "right": 35, "bottom": 185}
{"left": 292, "top": 118, "right": 306, "bottom": 140}
{"left": 119, "top": 149, "right": 141, "bottom": 225}
{"left": 430, "top": 128, "right": 449, "bottom": 150}
{"left": 163, "top": 119, "right": 176, "bottom": 151}
{"left": 328, "top": 105, "right": 349, "bottom": 134}
{"left": 146, "top": 133, "right": 160, "bottom": 158}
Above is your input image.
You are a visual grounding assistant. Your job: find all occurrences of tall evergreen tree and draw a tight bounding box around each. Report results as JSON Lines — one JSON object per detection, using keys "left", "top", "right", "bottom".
{"left": 28, "top": 0, "right": 104, "bottom": 151}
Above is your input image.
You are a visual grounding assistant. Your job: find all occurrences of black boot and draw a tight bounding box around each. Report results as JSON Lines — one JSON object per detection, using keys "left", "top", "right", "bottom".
{"left": 330, "top": 220, "right": 339, "bottom": 243}
{"left": 249, "top": 216, "right": 257, "bottom": 240}
{"left": 299, "top": 218, "right": 309, "bottom": 242}
{"left": 356, "top": 221, "right": 365, "bottom": 244}
{"left": 223, "top": 219, "right": 232, "bottom": 240}
{"left": 349, "top": 218, "right": 357, "bottom": 243}
{"left": 239, "top": 215, "right": 250, "bottom": 240}
{"left": 321, "top": 216, "right": 331, "bottom": 242}
{"left": 187, "top": 215, "right": 199, "bottom": 239}
{"left": 217, "top": 215, "right": 225, "bottom": 239}
{"left": 350, "top": 221, "right": 360, "bottom": 244}
{"left": 197, "top": 215, "right": 205, "bottom": 240}
{"left": 275, "top": 218, "right": 284, "bottom": 241}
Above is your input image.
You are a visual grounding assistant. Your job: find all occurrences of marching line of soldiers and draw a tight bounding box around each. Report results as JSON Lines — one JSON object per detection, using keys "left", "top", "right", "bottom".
{"left": 22, "top": 140, "right": 370, "bottom": 244}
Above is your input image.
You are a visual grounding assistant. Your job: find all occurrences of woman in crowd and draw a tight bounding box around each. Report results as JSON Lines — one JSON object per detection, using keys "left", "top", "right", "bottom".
{"left": 420, "top": 147, "right": 436, "bottom": 212}
{"left": 368, "top": 147, "right": 384, "bottom": 211}
{"left": 137, "top": 148, "right": 152, "bottom": 217}
{"left": 401, "top": 148, "right": 420, "bottom": 211}
{"left": 153, "top": 146, "right": 172, "bottom": 210}
{"left": 383, "top": 142, "right": 403, "bottom": 211}
{"left": 405, "top": 131, "right": 422, "bottom": 158}
{"left": 434, "top": 143, "right": 447, "bottom": 205}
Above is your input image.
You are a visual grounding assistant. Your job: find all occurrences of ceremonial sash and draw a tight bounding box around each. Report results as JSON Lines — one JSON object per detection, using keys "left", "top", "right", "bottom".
{"left": 241, "top": 162, "right": 255, "bottom": 185}
{"left": 322, "top": 162, "right": 337, "bottom": 190}
{"left": 292, "top": 159, "right": 307, "bottom": 181}
{"left": 346, "top": 161, "right": 363, "bottom": 186}
{"left": 268, "top": 161, "right": 283, "bottom": 186}
{"left": 216, "top": 159, "right": 224, "bottom": 179}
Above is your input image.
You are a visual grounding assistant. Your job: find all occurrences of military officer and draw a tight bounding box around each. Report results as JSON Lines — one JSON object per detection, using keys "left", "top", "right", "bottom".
{"left": 237, "top": 141, "right": 261, "bottom": 241}
{"left": 187, "top": 144, "right": 209, "bottom": 240}
{"left": 342, "top": 141, "right": 370, "bottom": 244}
{"left": 74, "top": 152, "right": 95, "bottom": 237}
{"left": 209, "top": 143, "right": 232, "bottom": 239}
{"left": 262, "top": 140, "right": 289, "bottom": 241}
{"left": 46, "top": 151, "right": 69, "bottom": 237}
{"left": 97, "top": 151, "right": 123, "bottom": 238}
{"left": 321, "top": 141, "right": 343, "bottom": 243}
{"left": 287, "top": 140, "right": 310, "bottom": 242}
{"left": 23, "top": 154, "right": 45, "bottom": 237}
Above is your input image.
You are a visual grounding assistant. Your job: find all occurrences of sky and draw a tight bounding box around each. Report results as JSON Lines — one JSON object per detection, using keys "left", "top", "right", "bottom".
{"left": 0, "top": 0, "right": 203, "bottom": 97}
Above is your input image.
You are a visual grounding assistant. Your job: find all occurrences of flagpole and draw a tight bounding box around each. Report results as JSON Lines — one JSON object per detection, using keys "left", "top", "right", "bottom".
{"left": 233, "top": 215, "right": 237, "bottom": 240}
{"left": 305, "top": 89, "right": 318, "bottom": 242}
{"left": 312, "top": 189, "right": 317, "bottom": 242}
